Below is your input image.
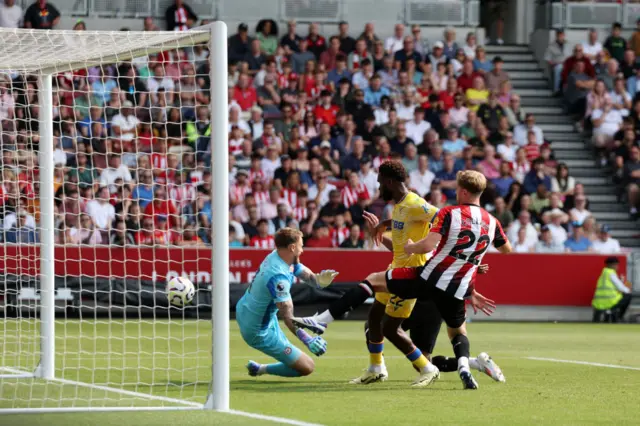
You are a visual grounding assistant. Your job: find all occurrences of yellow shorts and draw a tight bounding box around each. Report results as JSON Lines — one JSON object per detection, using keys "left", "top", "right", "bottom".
{"left": 374, "top": 292, "right": 417, "bottom": 319}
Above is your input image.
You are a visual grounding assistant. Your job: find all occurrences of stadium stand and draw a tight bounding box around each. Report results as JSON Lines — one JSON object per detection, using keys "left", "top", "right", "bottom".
{"left": 0, "top": 0, "right": 637, "bottom": 254}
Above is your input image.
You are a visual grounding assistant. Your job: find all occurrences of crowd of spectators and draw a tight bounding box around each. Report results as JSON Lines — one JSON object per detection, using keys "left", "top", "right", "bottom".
{"left": 0, "top": 0, "right": 624, "bottom": 253}
{"left": 545, "top": 21, "right": 640, "bottom": 222}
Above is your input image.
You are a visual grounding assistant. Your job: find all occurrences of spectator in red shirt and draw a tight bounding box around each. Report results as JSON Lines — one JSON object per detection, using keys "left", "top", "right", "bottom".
{"left": 144, "top": 186, "right": 179, "bottom": 228}
{"left": 438, "top": 78, "right": 458, "bottom": 111}
{"left": 250, "top": 219, "right": 275, "bottom": 249}
{"left": 457, "top": 59, "right": 482, "bottom": 93}
{"left": 306, "top": 22, "right": 327, "bottom": 59}
{"left": 330, "top": 213, "right": 350, "bottom": 247}
{"left": 320, "top": 36, "right": 343, "bottom": 70}
{"left": 313, "top": 90, "right": 339, "bottom": 127}
{"left": 524, "top": 131, "right": 541, "bottom": 162}
{"left": 306, "top": 70, "right": 329, "bottom": 101}
{"left": 561, "top": 44, "right": 596, "bottom": 86}
{"left": 233, "top": 73, "right": 258, "bottom": 112}
{"left": 306, "top": 220, "right": 333, "bottom": 248}
{"left": 341, "top": 171, "right": 370, "bottom": 208}
{"left": 136, "top": 216, "right": 170, "bottom": 246}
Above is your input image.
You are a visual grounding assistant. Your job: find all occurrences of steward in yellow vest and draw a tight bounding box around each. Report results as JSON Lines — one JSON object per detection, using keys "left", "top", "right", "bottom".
{"left": 592, "top": 257, "right": 632, "bottom": 323}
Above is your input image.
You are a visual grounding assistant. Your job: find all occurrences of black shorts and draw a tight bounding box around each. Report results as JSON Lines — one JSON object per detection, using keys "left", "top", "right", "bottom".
{"left": 385, "top": 267, "right": 466, "bottom": 329}
{"left": 401, "top": 299, "right": 443, "bottom": 355}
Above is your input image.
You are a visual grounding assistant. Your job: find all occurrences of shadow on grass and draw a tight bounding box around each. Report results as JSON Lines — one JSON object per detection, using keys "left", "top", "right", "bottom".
{"left": 231, "top": 379, "right": 460, "bottom": 393}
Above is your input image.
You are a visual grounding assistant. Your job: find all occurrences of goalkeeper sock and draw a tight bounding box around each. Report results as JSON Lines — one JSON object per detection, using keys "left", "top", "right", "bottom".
{"left": 265, "top": 363, "right": 302, "bottom": 378}
{"left": 431, "top": 355, "right": 459, "bottom": 372}
{"left": 368, "top": 340, "right": 384, "bottom": 367}
{"left": 327, "top": 280, "right": 374, "bottom": 320}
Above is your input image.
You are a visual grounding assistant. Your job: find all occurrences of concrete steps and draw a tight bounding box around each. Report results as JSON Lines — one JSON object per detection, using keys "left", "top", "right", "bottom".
{"left": 487, "top": 44, "right": 639, "bottom": 247}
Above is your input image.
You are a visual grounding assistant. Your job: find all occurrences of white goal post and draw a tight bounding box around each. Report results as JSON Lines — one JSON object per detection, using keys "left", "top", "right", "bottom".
{"left": 0, "top": 23, "right": 229, "bottom": 412}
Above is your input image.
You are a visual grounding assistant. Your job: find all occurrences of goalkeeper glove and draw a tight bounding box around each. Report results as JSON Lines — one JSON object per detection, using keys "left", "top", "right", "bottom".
{"left": 316, "top": 270, "right": 339, "bottom": 289}
{"left": 296, "top": 328, "right": 328, "bottom": 356}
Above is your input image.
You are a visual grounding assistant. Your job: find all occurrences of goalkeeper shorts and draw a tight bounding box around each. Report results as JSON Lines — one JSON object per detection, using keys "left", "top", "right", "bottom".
{"left": 241, "top": 321, "right": 302, "bottom": 366}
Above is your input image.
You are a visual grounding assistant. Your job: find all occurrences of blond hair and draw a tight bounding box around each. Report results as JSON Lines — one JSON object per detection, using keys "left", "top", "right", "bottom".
{"left": 274, "top": 227, "right": 303, "bottom": 249}
{"left": 456, "top": 170, "right": 486, "bottom": 196}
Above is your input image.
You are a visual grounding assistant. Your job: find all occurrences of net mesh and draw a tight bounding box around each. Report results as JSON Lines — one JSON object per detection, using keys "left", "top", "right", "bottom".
{"left": 0, "top": 27, "right": 216, "bottom": 409}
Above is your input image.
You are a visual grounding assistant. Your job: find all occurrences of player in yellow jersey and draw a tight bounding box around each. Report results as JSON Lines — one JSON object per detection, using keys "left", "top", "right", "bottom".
{"left": 293, "top": 161, "right": 441, "bottom": 387}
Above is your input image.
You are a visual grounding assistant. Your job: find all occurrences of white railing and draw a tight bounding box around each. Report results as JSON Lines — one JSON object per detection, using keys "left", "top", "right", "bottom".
{"left": 551, "top": 1, "right": 640, "bottom": 30}
{"left": 18, "top": 0, "right": 480, "bottom": 25}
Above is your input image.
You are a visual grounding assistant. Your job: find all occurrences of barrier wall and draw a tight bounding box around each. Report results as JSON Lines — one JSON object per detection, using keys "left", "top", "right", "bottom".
{"left": 0, "top": 247, "right": 626, "bottom": 308}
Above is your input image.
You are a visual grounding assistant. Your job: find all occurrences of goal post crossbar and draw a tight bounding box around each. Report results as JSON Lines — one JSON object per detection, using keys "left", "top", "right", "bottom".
{"left": 0, "top": 22, "right": 229, "bottom": 412}
{"left": 0, "top": 28, "right": 212, "bottom": 75}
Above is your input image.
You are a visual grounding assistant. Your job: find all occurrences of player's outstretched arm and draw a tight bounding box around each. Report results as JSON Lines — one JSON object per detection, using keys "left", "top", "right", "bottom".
{"left": 296, "top": 265, "right": 339, "bottom": 289}
{"left": 404, "top": 233, "right": 442, "bottom": 255}
{"left": 497, "top": 241, "right": 513, "bottom": 254}
{"left": 277, "top": 299, "right": 327, "bottom": 356}
{"left": 277, "top": 299, "right": 300, "bottom": 335}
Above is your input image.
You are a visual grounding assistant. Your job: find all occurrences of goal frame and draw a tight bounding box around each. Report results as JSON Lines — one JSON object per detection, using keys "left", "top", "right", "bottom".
{"left": 0, "top": 22, "right": 230, "bottom": 413}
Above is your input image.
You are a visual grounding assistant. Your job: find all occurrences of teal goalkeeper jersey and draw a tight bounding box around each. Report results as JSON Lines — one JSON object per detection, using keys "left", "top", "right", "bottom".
{"left": 236, "top": 251, "right": 304, "bottom": 335}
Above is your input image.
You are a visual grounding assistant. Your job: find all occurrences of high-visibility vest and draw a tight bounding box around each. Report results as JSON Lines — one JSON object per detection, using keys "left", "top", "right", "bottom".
{"left": 591, "top": 267, "right": 623, "bottom": 310}
{"left": 185, "top": 122, "right": 211, "bottom": 144}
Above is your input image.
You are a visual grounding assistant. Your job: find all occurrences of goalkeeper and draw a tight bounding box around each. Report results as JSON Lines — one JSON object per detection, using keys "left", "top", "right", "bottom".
{"left": 237, "top": 227, "right": 339, "bottom": 378}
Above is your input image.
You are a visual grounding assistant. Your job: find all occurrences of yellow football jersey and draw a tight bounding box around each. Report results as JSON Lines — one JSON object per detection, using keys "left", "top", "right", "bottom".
{"left": 389, "top": 192, "right": 438, "bottom": 269}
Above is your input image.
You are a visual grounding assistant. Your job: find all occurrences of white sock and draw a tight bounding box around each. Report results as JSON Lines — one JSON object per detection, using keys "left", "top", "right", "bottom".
{"left": 314, "top": 310, "right": 334, "bottom": 324}
{"left": 458, "top": 357, "right": 470, "bottom": 374}
{"left": 369, "top": 363, "right": 384, "bottom": 373}
{"left": 421, "top": 362, "right": 438, "bottom": 374}
{"left": 257, "top": 364, "right": 267, "bottom": 375}
{"left": 469, "top": 357, "right": 481, "bottom": 371}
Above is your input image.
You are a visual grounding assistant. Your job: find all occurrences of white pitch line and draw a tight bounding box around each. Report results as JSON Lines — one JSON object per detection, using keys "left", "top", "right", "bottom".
{"left": 0, "top": 367, "right": 325, "bottom": 425}
{"left": 227, "top": 409, "right": 324, "bottom": 426}
{"left": 0, "top": 366, "right": 201, "bottom": 408}
{"left": 526, "top": 357, "right": 640, "bottom": 371}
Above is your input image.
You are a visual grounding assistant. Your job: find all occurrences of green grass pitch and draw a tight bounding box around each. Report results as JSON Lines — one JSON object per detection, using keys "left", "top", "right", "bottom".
{"left": 1, "top": 320, "right": 639, "bottom": 425}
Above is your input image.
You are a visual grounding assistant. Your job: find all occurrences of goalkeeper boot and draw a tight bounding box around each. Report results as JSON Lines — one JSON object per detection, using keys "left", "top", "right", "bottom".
{"left": 411, "top": 367, "right": 440, "bottom": 388}
{"left": 292, "top": 316, "right": 328, "bottom": 335}
{"left": 246, "top": 360, "right": 262, "bottom": 377}
{"left": 349, "top": 365, "right": 388, "bottom": 385}
{"left": 476, "top": 352, "right": 506, "bottom": 383}
{"left": 460, "top": 370, "right": 479, "bottom": 390}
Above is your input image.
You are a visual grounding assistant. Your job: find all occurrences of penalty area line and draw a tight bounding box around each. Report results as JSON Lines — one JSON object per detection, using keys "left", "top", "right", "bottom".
{"left": 227, "top": 409, "right": 324, "bottom": 426}
{"left": 525, "top": 357, "right": 640, "bottom": 371}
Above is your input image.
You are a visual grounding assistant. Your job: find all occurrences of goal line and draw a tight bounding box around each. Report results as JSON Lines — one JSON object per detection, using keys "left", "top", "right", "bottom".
{"left": 0, "top": 368, "right": 322, "bottom": 425}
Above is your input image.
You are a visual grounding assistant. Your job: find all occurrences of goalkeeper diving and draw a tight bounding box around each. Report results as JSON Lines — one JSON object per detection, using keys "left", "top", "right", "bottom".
{"left": 236, "top": 227, "right": 339, "bottom": 378}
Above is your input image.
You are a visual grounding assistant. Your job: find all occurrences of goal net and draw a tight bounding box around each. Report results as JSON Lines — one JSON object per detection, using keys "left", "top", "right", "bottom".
{"left": 0, "top": 24, "right": 230, "bottom": 412}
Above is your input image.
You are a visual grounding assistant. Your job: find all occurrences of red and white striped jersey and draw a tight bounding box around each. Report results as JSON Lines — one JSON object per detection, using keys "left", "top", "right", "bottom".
{"left": 173, "top": 7, "right": 190, "bottom": 31}
{"left": 253, "top": 190, "right": 269, "bottom": 206}
{"left": 292, "top": 206, "right": 308, "bottom": 222}
{"left": 281, "top": 188, "right": 298, "bottom": 209}
{"left": 372, "top": 155, "right": 392, "bottom": 171}
{"left": 341, "top": 183, "right": 369, "bottom": 209}
{"left": 420, "top": 204, "right": 508, "bottom": 300}
{"left": 230, "top": 183, "right": 251, "bottom": 205}
{"left": 229, "top": 138, "right": 244, "bottom": 156}
{"left": 151, "top": 153, "right": 167, "bottom": 170}
{"left": 330, "top": 226, "right": 350, "bottom": 247}
{"left": 249, "top": 169, "right": 266, "bottom": 185}
{"left": 168, "top": 183, "right": 197, "bottom": 209}
{"left": 250, "top": 235, "right": 275, "bottom": 249}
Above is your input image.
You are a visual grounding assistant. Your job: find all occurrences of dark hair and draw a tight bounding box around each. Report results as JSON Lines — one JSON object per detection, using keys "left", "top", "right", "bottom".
{"left": 360, "top": 58, "right": 372, "bottom": 67}
{"left": 257, "top": 218, "right": 269, "bottom": 226}
{"left": 378, "top": 160, "right": 408, "bottom": 182}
